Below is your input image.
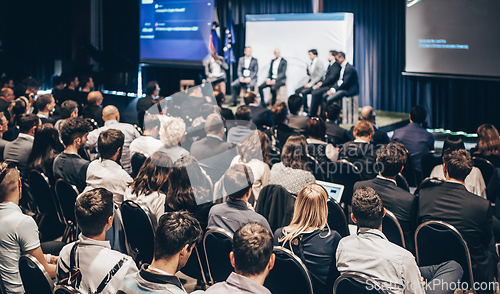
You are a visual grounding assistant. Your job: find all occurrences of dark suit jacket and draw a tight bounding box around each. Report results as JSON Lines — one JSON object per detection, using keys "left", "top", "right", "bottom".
{"left": 339, "top": 141, "right": 378, "bottom": 180}
{"left": 248, "top": 105, "right": 273, "bottom": 130}
{"left": 3, "top": 134, "right": 34, "bottom": 176}
{"left": 82, "top": 104, "right": 104, "bottom": 127}
{"left": 325, "top": 121, "right": 350, "bottom": 145}
{"left": 288, "top": 114, "right": 309, "bottom": 134}
{"left": 267, "top": 58, "right": 287, "bottom": 85}
{"left": 237, "top": 57, "right": 258, "bottom": 83}
{"left": 0, "top": 98, "right": 11, "bottom": 121}
{"left": 220, "top": 107, "right": 234, "bottom": 121}
{"left": 190, "top": 136, "right": 232, "bottom": 161}
{"left": 392, "top": 122, "right": 435, "bottom": 171}
{"left": 0, "top": 138, "right": 8, "bottom": 161}
{"left": 334, "top": 63, "right": 359, "bottom": 96}
{"left": 349, "top": 125, "right": 390, "bottom": 147}
{"left": 419, "top": 181, "right": 496, "bottom": 283}
{"left": 354, "top": 177, "right": 416, "bottom": 251}
{"left": 136, "top": 95, "right": 155, "bottom": 112}
{"left": 322, "top": 62, "right": 341, "bottom": 87}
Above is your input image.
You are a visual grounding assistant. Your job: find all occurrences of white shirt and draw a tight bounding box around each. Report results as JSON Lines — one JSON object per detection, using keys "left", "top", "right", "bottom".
{"left": 129, "top": 136, "right": 163, "bottom": 157}
{"left": 123, "top": 187, "right": 166, "bottom": 224}
{"left": 244, "top": 56, "right": 252, "bottom": 69}
{"left": 210, "top": 57, "right": 223, "bottom": 77}
{"left": 56, "top": 234, "right": 138, "bottom": 294}
{"left": 231, "top": 155, "right": 270, "bottom": 201}
{"left": 271, "top": 57, "right": 282, "bottom": 79}
{"left": 337, "top": 60, "right": 348, "bottom": 87}
{"left": 84, "top": 159, "right": 133, "bottom": 205}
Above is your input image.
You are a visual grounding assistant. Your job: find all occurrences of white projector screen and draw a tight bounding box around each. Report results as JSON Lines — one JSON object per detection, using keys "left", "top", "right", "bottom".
{"left": 245, "top": 13, "right": 354, "bottom": 101}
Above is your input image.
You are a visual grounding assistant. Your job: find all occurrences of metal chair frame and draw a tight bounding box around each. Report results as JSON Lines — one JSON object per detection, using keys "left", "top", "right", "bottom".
{"left": 203, "top": 228, "right": 234, "bottom": 285}
{"left": 383, "top": 209, "right": 406, "bottom": 249}
{"left": 19, "top": 254, "right": 53, "bottom": 294}
{"left": 333, "top": 271, "right": 386, "bottom": 294}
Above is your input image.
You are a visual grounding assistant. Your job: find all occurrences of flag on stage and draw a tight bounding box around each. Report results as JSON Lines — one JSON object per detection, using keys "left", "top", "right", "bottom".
{"left": 210, "top": 28, "right": 220, "bottom": 52}
{"left": 223, "top": 7, "right": 236, "bottom": 64}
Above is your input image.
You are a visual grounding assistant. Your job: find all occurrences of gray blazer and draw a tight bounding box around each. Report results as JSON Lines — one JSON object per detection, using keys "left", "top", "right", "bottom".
{"left": 4, "top": 134, "right": 34, "bottom": 175}
{"left": 308, "top": 58, "right": 325, "bottom": 86}
{"left": 237, "top": 57, "right": 259, "bottom": 82}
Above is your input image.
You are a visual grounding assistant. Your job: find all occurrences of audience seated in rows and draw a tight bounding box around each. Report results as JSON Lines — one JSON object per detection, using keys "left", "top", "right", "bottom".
{"left": 129, "top": 114, "right": 163, "bottom": 157}
{"left": 0, "top": 161, "right": 61, "bottom": 294}
{"left": 337, "top": 187, "right": 463, "bottom": 294}
{"left": 244, "top": 92, "right": 273, "bottom": 130}
{"left": 208, "top": 164, "right": 272, "bottom": 234}
{"left": 214, "top": 90, "right": 234, "bottom": 121}
{"left": 27, "top": 123, "right": 63, "bottom": 185}
{"left": 306, "top": 117, "right": 337, "bottom": 165}
{"left": 470, "top": 124, "right": 500, "bottom": 167}
{"left": 340, "top": 120, "right": 378, "bottom": 180}
{"left": 205, "top": 223, "right": 275, "bottom": 294}
{"left": 230, "top": 130, "right": 270, "bottom": 201}
{"left": 349, "top": 106, "right": 390, "bottom": 147}
{"left": 54, "top": 117, "right": 93, "bottom": 192}
{"left": 35, "top": 94, "right": 56, "bottom": 124}
{"left": 431, "top": 136, "right": 486, "bottom": 198}
{"left": 124, "top": 152, "right": 173, "bottom": 223}
{"left": 82, "top": 91, "right": 104, "bottom": 127}
{"left": 54, "top": 100, "right": 79, "bottom": 132}
{"left": 269, "top": 135, "right": 315, "bottom": 195}
{"left": 83, "top": 129, "right": 133, "bottom": 205}
{"left": 419, "top": 149, "right": 496, "bottom": 285}
{"left": 227, "top": 106, "right": 254, "bottom": 144}
{"left": 392, "top": 105, "right": 435, "bottom": 172}
{"left": 56, "top": 188, "right": 138, "bottom": 294}
{"left": 191, "top": 113, "right": 232, "bottom": 161}
{"left": 324, "top": 103, "right": 350, "bottom": 145}
{"left": 264, "top": 102, "right": 296, "bottom": 153}
{"left": 354, "top": 142, "right": 416, "bottom": 251}
{"left": 275, "top": 183, "right": 341, "bottom": 294}
{"left": 117, "top": 211, "right": 203, "bottom": 294}
{"left": 157, "top": 117, "right": 189, "bottom": 162}
{"left": 0, "top": 113, "right": 9, "bottom": 160}
{"left": 287, "top": 94, "right": 309, "bottom": 134}
{"left": 86, "top": 104, "right": 140, "bottom": 174}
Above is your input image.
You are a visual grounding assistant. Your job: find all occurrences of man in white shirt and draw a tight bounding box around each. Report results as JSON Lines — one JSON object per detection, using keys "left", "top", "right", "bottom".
{"left": 84, "top": 129, "right": 133, "bottom": 205}
{"left": 129, "top": 114, "right": 163, "bottom": 157}
{"left": 231, "top": 47, "right": 259, "bottom": 106}
{"left": 86, "top": 104, "right": 141, "bottom": 174}
{"left": 336, "top": 187, "right": 463, "bottom": 294}
{"left": 258, "top": 48, "right": 287, "bottom": 107}
{"left": 56, "top": 188, "right": 138, "bottom": 294}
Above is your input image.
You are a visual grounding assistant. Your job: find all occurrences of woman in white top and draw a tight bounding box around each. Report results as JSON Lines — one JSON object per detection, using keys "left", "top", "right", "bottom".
{"left": 123, "top": 152, "right": 173, "bottom": 224}
{"left": 231, "top": 130, "right": 270, "bottom": 201}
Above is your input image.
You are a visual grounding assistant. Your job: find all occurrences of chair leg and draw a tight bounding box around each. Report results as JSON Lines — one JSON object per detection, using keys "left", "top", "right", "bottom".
{"left": 194, "top": 247, "right": 208, "bottom": 289}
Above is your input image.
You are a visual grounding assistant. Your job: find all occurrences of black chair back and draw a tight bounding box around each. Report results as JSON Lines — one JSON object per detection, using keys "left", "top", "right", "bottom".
{"left": 53, "top": 285, "right": 81, "bottom": 294}
{"left": 18, "top": 254, "right": 53, "bottom": 294}
{"left": 29, "top": 170, "right": 63, "bottom": 226}
{"left": 120, "top": 200, "right": 155, "bottom": 265}
{"left": 395, "top": 173, "right": 410, "bottom": 192}
{"left": 415, "top": 221, "right": 473, "bottom": 290}
{"left": 55, "top": 179, "right": 80, "bottom": 243}
{"left": 414, "top": 177, "right": 444, "bottom": 197}
{"left": 327, "top": 199, "right": 349, "bottom": 238}
{"left": 307, "top": 154, "right": 325, "bottom": 181}
{"left": 180, "top": 244, "right": 209, "bottom": 287}
{"left": 333, "top": 272, "right": 385, "bottom": 294}
{"left": 473, "top": 157, "right": 495, "bottom": 187}
{"left": 255, "top": 184, "right": 295, "bottom": 232}
{"left": 382, "top": 209, "right": 406, "bottom": 248}
{"left": 402, "top": 152, "right": 420, "bottom": 187}
{"left": 264, "top": 247, "right": 314, "bottom": 294}
{"left": 420, "top": 151, "right": 442, "bottom": 180}
{"left": 203, "top": 228, "right": 233, "bottom": 284}
{"left": 327, "top": 160, "right": 363, "bottom": 206}
{"left": 131, "top": 153, "right": 147, "bottom": 178}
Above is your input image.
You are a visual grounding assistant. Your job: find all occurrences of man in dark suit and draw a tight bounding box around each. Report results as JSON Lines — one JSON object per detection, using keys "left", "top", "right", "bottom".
{"left": 287, "top": 94, "right": 309, "bottom": 134}
{"left": 309, "top": 50, "right": 341, "bottom": 117}
{"left": 136, "top": 81, "right": 159, "bottom": 128}
{"left": 354, "top": 142, "right": 416, "bottom": 252}
{"left": 295, "top": 49, "right": 325, "bottom": 113}
{"left": 214, "top": 90, "right": 234, "bottom": 121}
{"left": 82, "top": 91, "right": 104, "bottom": 127}
{"left": 258, "top": 48, "right": 287, "bottom": 107}
{"left": 35, "top": 94, "right": 56, "bottom": 124}
{"left": 60, "top": 75, "right": 80, "bottom": 105}
{"left": 419, "top": 149, "right": 496, "bottom": 286}
{"left": 231, "top": 47, "right": 258, "bottom": 106}
{"left": 324, "top": 51, "right": 359, "bottom": 105}
{"left": 0, "top": 88, "right": 15, "bottom": 122}
{"left": 349, "top": 106, "right": 390, "bottom": 148}
{"left": 243, "top": 92, "right": 273, "bottom": 130}
{"left": 325, "top": 104, "right": 350, "bottom": 145}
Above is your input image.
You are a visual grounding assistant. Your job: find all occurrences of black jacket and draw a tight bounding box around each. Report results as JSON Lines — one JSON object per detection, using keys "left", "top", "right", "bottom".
{"left": 339, "top": 141, "right": 378, "bottom": 180}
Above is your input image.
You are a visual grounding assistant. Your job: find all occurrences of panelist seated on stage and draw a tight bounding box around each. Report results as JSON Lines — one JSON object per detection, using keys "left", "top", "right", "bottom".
{"left": 309, "top": 50, "right": 341, "bottom": 117}
{"left": 295, "top": 49, "right": 325, "bottom": 113}
{"left": 324, "top": 51, "right": 359, "bottom": 105}
{"left": 231, "top": 46, "right": 258, "bottom": 106}
{"left": 204, "top": 50, "right": 229, "bottom": 93}
{"left": 258, "top": 48, "right": 287, "bottom": 107}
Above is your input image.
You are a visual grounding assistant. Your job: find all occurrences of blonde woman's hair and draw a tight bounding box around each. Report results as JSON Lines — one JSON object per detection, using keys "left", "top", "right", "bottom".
{"left": 279, "top": 183, "right": 330, "bottom": 247}
{"left": 160, "top": 117, "right": 186, "bottom": 147}
{"left": 475, "top": 124, "right": 500, "bottom": 157}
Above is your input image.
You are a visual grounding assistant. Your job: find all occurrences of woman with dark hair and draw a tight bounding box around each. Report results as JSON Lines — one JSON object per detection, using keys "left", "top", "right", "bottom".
{"left": 306, "top": 117, "right": 338, "bottom": 165}
{"left": 124, "top": 152, "right": 173, "bottom": 223}
{"left": 9, "top": 97, "right": 29, "bottom": 126}
{"left": 430, "top": 136, "right": 486, "bottom": 198}
{"left": 231, "top": 130, "right": 270, "bottom": 201}
{"left": 27, "top": 123, "right": 63, "bottom": 185}
{"left": 471, "top": 124, "right": 500, "bottom": 167}
{"left": 269, "top": 134, "right": 315, "bottom": 195}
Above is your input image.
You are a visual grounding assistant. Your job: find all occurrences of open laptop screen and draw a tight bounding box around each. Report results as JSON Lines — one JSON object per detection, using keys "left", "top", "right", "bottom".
{"left": 316, "top": 180, "right": 344, "bottom": 203}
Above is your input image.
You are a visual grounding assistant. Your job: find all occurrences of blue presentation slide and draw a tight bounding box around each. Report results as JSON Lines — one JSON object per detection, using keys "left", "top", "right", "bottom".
{"left": 140, "top": 0, "right": 214, "bottom": 65}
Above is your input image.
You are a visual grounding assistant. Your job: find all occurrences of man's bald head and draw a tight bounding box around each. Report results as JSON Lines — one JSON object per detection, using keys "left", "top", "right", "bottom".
{"left": 88, "top": 91, "right": 103, "bottom": 106}
{"left": 102, "top": 105, "right": 119, "bottom": 122}
{"left": 0, "top": 88, "right": 14, "bottom": 103}
{"left": 361, "top": 106, "right": 376, "bottom": 124}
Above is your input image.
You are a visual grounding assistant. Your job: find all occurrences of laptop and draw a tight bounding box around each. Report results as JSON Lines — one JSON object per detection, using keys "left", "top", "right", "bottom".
{"left": 316, "top": 180, "right": 344, "bottom": 203}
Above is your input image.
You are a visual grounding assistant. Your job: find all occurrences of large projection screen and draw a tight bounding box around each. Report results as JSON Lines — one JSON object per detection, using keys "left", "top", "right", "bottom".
{"left": 246, "top": 13, "right": 354, "bottom": 100}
